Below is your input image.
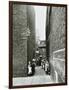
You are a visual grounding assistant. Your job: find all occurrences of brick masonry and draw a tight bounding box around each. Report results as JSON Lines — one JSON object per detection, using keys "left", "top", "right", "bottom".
{"left": 46, "top": 6, "right": 66, "bottom": 83}
{"left": 13, "top": 4, "right": 28, "bottom": 77}
{"left": 13, "top": 4, "right": 35, "bottom": 77}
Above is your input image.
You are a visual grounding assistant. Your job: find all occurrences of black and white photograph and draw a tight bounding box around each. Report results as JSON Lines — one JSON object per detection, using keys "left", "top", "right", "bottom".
{"left": 9, "top": 1, "right": 67, "bottom": 88}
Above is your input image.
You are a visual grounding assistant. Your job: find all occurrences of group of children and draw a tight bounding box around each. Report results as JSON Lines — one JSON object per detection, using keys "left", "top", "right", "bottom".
{"left": 27, "top": 55, "right": 50, "bottom": 76}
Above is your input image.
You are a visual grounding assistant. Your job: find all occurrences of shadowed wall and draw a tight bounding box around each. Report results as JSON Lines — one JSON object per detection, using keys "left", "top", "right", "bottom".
{"left": 13, "top": 4, "right": 35, "bottom": 77}
{"left": 46, "top": 6, "right": 66, "bottom": 82}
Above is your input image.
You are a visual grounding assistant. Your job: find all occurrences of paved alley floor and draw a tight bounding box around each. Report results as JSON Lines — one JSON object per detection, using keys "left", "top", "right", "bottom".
{"left": 13, "top": 66, "right": 54, "bottom": 86}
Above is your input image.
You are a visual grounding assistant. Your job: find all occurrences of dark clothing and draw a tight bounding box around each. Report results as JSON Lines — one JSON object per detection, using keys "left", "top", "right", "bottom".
{"left": 31, "top": 63, "right": 35, "bottom": 75}
{"left": 39, "top": 59, "right": 41, "bottom": 66}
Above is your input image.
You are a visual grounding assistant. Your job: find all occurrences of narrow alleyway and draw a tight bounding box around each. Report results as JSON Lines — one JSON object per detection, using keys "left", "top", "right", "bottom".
{"left": 13, "top": 66, "right": 54, "bottom": 86}
{"left": 35, "top": 66, "right": 46, "bottom": 76}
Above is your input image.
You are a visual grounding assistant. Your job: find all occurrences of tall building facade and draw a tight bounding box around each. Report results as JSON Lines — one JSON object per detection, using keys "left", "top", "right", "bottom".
{"left": 27, "top": 6, "right": 36, "bottom": 61}
{"left": 13, "top": 4, "right": 35, "bottom": 77}
{"left": 46, "top": 6, "right": 66, "bottom": 83}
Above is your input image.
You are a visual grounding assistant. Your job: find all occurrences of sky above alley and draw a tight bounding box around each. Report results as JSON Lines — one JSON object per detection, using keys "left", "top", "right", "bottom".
{"left": 33, "top": 5, "right": 47, "bottom": 41}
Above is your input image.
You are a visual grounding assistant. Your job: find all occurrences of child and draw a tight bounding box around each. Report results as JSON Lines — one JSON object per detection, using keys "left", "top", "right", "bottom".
{"left": 28, "top": 61, "right": 32, "bottom": 76}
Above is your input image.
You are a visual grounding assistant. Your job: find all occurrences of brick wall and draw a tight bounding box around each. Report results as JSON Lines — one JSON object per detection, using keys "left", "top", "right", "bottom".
{"left": 13, "top": 4, "right": 28, "bottom": 77}
{"left": 27, "top": 6, "right": 35, "bottom": 61}
{"left": 13, "top": 4, "right": 35, "bottom": 77}
{"left": 49, "top": 7, "right": 65, "bottom": 54}
{"left": 46, "top": 6, "right": 66, "bottom": 83}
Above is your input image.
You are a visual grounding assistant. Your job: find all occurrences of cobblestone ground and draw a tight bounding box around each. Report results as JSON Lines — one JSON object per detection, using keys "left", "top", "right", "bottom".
{"left": 13, "top": 66, "right": 54, "bottom": 86}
